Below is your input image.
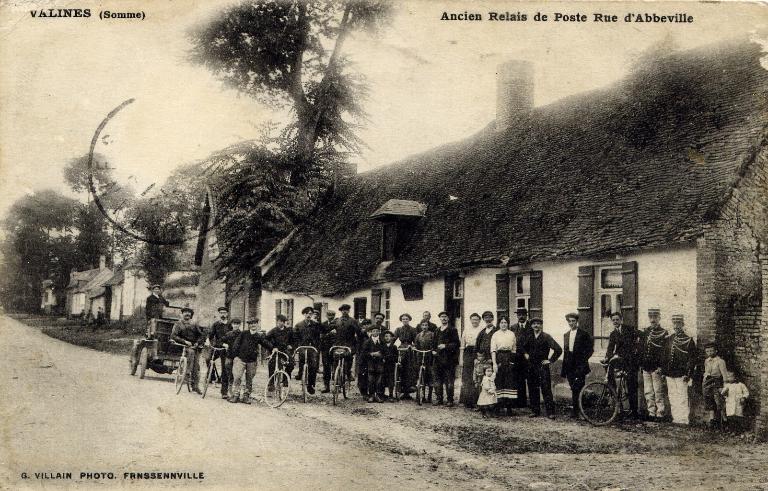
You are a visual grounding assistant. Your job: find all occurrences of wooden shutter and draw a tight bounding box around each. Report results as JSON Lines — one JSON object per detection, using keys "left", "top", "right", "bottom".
{"left": 577, "top": 266, "right": 595, "bottom": 336}
{"left": 528, "top": 270, "right": 543, "bottom": 321}
{"left": 371, "top": 290, "right": 382, "bottom": 316}
{"left": 275, "top": 299, "right": 281, "bottom": 318}
{"left": 621, "top": 261, "right": 639, "bottom": 329}
{"left": 496, "top": 273, "right": 510, "bottom": 321}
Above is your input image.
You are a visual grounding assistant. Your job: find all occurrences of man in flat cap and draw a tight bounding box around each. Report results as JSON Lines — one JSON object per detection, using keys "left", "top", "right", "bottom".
{"left": 145, "top": 284, "right": 169, "bottom": 322}
{"left": 602, "top": 311, "right": 641, "bottom": 419}
{"left": 319, "top": 310, "right": 338, "bottom": 393}
{"left": 333, "top": 304, "right": 360, "bottom": 384}
{"left": 662, "top": 314, "right": 696, "bottom": 425}
{"left": 171, "top": 307, "right": 205, "bottom": 393}
{"left": 394, "top": 313, "right": 418, "bottom": 399}
{"left": 294, "top": 306, "right": 321, "bottom": 394}
{"left": 266, "top": 314, "right": 295, "bottom": 388}
{"left": 229, "top": 319, "right": 273, "bottom": 404}
{"left": 432, "top": 311, "right": 460, "bottom": 406}
{"left": 561, "top": 312, "right": 593, "bottom": 418}
{"left": 511, "top": 307, "right": 532, "bottom": 407}
{"left": 640, "top": 308, "right": 669, "bottom": 421}
{"left": 207, "top": 306, "right": 233, "bottom": 398}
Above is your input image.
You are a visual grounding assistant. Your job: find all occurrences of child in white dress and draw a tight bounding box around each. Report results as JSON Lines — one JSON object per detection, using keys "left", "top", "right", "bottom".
{"left": 721, "top": 373, "right": 749, "bottom": 432}
{"left": 477, "top": 366, "right": 497, "bottom": 417}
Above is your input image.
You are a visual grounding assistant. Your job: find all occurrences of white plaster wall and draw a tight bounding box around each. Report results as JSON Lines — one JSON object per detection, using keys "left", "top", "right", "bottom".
{"left": 110, "top": 285, "right": 123, "bottom": 320}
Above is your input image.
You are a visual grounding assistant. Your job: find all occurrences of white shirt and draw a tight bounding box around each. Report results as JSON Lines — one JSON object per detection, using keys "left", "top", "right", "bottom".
{"left": 569, "top": 328, "right": 578, "bottom": 352}
{"left": 490, "top": 329, "right": 516, "bottom": 353}
{"left": 462, "top": 323, "right": 484, "bottom": 347}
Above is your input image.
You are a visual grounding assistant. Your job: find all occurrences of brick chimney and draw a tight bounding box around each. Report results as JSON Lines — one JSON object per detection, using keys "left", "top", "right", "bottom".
{"left": 496, "top": 60, "right": 534, "bottom": 132}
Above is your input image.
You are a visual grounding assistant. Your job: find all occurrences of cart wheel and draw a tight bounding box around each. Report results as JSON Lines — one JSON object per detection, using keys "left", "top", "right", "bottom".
{"left": 129, "top": 348, "right": 139, "bottom": 376}
{"left": 302, "top": 364, "right": 309, "bottom": 403}
{"left": 579, "top": 381, "right": 619, "bottom": 426}
{"left": 175, "top": 356, "right": 187, "bottom": 395}
{"left": 265, "top": 372, "right": 289, "bottom": 408}
{"left": 138, "top": 347, "right": 148, "bottom": 380}
{"left": 332, "top": 362, "right": 342, "bottom": 406}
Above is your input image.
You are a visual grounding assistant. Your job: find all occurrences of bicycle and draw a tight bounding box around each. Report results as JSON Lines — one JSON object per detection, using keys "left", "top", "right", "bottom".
{"left": 412, "top": 348, "right": 433, "bottom": 406}
{"left": 264, "top": 350, "right": 291, "bottom": 408}
{"left": 579, "top": 357, "right": 630, "bottom": 425}
{"left": 393, "top": 347, "right": 411, "bottom": 401}
{"left": 170, "top": 340, "right": 196, "bottom": 395}
{"left": 294, "top": 346, "right": 319, "bottom": 403}
{"left": 202, "top": 346, "right": 227, "bottom": 399}
{"left": 329, "top": 346, "right": 352, "bottom": 406}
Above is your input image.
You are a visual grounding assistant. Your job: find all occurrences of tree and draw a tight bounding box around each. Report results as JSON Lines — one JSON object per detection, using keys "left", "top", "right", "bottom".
{"left": 189, "top": 0, "right": 391, "bottom": 283}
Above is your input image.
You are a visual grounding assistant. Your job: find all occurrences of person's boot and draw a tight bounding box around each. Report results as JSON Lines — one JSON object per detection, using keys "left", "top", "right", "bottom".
{"left": 228, "top": 395, "right": 239, "bottom": 403}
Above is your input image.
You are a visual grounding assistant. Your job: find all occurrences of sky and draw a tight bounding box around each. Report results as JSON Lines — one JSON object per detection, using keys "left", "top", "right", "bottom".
{"left": 1, "top": 0, "right": 766, "bottom": 218}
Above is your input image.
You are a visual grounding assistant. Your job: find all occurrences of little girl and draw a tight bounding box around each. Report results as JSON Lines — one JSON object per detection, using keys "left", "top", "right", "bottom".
{"left": 477, "top": 366, "right": 497, "bottom": 417}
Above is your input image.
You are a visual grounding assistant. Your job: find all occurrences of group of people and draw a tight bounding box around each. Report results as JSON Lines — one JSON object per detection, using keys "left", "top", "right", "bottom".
{"left": 148, "top": 284, "right": 749, "bottom": 428}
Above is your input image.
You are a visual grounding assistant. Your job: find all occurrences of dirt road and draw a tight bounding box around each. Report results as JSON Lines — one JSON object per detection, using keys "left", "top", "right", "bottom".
{"left": 1, "top": 316, "right": 767, "bottom": 490}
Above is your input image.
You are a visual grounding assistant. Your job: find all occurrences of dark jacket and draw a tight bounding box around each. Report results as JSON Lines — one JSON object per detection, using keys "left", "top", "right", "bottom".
{"left": 394, "top": 324, "right": 418, "bottom": 347}
{"left": 561, "top": 328, "right": 594, "bottom": 378}
{"left": 294, "top": 319, "right": 322, "bottom": 348}
{"left": 266, "top": 326, "right": 294, "bottom": 352}
{"left": 639, "top": 325, "right": 668, "bottom": 371}
{"left": 382, "top": 342, "right": 398, "bottom": 371}
{"left": 511, "top": 322, "right": 533, "bottom": 353}
{"left": 433, "top": 325, "right": 460, "bottom": 366}
{"left": 320, "top": 319, "right": 338, "bottom": 350}
{"left": 208, "top": 321, "right": 232, "bottom": 348}
{"left": 362, "top": 337, "right": 386, "bottom": 373}
{"left": 604, "top": 325, "right": 641, "bottom": 368}
{"left": 662, "top": 334, "right": 697, "bottom": 378}
{"left": 221, "top": 329, "right": 240, "bottom": 359}
{"left": 521, "top": 330, "right": 563, "bottom": 365}
{"left": 335, "top": 315, "right": 361, "bottom": 350}
{"left": 230, "top": 329, "right": 273, "bottom": 363}
{"left": 170, "top": 320, "right": 204, "bottom": 346}
{"left": 475, "top": 325, "right": 498, "bottom": 358}
{"left": 145, "top": 294, "right": 169, "bottom": 320}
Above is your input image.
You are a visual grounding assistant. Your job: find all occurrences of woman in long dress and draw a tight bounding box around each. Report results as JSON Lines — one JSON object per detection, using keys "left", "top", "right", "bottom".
{"left": 491, "top": 317, "right": 518, "bottom": 415}
{"left": 459, "top": 313, "right": 484, "bottom": 407}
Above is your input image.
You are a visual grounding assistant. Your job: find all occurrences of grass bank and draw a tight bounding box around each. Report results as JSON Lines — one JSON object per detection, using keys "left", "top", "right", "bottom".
{"left": 14, "top": 314, "right": 143, "bottom": 355}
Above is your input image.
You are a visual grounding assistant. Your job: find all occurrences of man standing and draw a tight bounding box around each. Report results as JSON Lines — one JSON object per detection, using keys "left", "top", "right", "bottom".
{"left": 372, "top": 312, "right": 388, "bottom": 334}
{"left": 229, "top": 319, "right": 273, "bottom": 404}
{"left": 640, "top": 308, "right": 669, "bottom": 421}
{"left": 319, "top": 310, "right": 338, "bottom": 393}
{"left": 208, "top": 306, "right": 233, "bottom": 399}
{"left": 662, "top": 314, "right": 697, "bottom": 425}
{"left": 335, "top": 304, "right": 360, "bottom": 384}
{"left": 603, "top": 311, "right": 641, "bottom": 419}
{"left": 362, "top": 326, "right": 386, "bottom": 402}
{"left": 170, "top": 307, "right": 205, "bottom": 393}
{"left": 561, "top": 312, "right": 593, "bottom": 418}
{"left": 511, "top": 307, "right": 532, "bottom": 339}
{"left": 511, "top": 307, "right": 532, "bottom": 407}
{"left": 395, "top": 313, "right": 418, "bottom": 400}
{"left": 432, "top": 311, "right": 460, "bottom": 407}
{"left": 294, "top": 307, "right": 321, "bottom": 394}
{"left": 266, "top": 314, "right": 295, "bottom": 385}
{"left": 521, "top": 318, "right": 562, "bottom": 418}
{"left": 145, "top": 284, "right": 169, "bottom": 322}
{"left": 475, "top": 311, "right": 498, "bottom": 360}
{"left": 422, "top": 311, "right": 438, "bottom": 333}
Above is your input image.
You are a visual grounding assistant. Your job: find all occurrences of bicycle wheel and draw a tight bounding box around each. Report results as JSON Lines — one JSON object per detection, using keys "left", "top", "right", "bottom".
{"left": 302, "top": 363, "right": 309, "bottom": 403}
{"left": 579, "top": 381, "right": 619, "bottom": 426}
{"left": 332, "top": 361, "right": 342, "bottom": 406}
{"left": 394, "top": 363, "right": 401, "bottom": 401}
{"left": 416, "top": 367, "right": 425, "bottom": 406}
{"left": 175, "top": 357, "right": 187, "bottom": 395}
{"left": 265, "top": 372, "right": 289, "bottom": 408}
{"left": 201, "top": 361, "right": 215, "bottom": 399}
{"left": 341, "top": 361, "right": 348, "bottom": 400}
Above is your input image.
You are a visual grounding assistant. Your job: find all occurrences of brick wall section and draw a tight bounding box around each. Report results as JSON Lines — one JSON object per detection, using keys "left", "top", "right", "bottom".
{"left": 757, "top": 249, "right": 768, "bottom": 438}
{"left": 698, "top": 139, "right": 768, "bottom": 430}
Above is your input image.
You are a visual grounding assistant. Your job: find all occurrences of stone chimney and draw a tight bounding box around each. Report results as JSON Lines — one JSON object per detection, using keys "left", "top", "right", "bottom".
{"left": 496, "top": 60, "right": 534, "bottom": 132}
{"left": 99, "top": 255, "right": 106, "bottom": 270}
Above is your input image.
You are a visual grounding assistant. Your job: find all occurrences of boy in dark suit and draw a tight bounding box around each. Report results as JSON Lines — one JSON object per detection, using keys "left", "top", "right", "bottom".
{"left": 362, "top": 326, "right": 386, "bottom": 402}
{"left": 381, "top": 331, "right": 398, "bottom": 401}
{"left": 561, "top": 312, "right": 594, "bottom": 418}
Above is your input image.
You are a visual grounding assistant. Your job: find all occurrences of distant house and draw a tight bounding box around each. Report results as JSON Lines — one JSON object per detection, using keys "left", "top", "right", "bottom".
{"left": 259, "top": 42, "right": 768, "bottom": 428}
{"left": 103, "top": 261, "right": 149, "bottom": 321}
{"left": 65, "top": 256, "right": 113, "bottom": 319}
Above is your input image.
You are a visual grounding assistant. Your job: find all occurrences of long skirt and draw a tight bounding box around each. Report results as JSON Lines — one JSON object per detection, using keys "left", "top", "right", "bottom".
{"left": 495, "top": 350, "right": 519, "bottom": 406}
{"left": 459, "top": 346, "right": 477, "bottom": 406}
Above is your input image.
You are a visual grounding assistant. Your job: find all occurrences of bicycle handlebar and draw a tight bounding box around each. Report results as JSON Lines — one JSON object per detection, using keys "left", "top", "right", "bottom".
{"left": 411, "top": 348, "right": 433, "bottom": 354}
{"left": 329, "top": 345, "right": 352, "bottom": 355}
{"left": 295, "top": 346, "right": 319, "bottom": 354}
{"left": 268, "top": 350, "right": 290, "bottom": 362}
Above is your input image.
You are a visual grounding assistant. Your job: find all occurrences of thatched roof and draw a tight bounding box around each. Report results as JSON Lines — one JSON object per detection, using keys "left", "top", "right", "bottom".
{"left": 264, "top": 40, "right": 768, "bottom": 297}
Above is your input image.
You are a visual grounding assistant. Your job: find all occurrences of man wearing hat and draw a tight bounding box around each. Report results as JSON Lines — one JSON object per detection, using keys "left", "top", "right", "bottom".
{"left": 511, "top": 307, "right": 532, "bottom": 407}
{"left": 294, "top": 306, "right": 322, "bottom": 394}
{"left": 422, "top": 311, "right": 438, "bottom": 333}
{"left": 171, "top": 307, "right": 205, "bottom": 393}
{"left": 145, "top": 284, "right": 170, "bottom": 321}
{"left": 394, "top": 313, "right": 418, "bottom": 399}
{"left": 208, "top": 306, "right": 233, "bottom": 399}
{"left": 266, "top": 314, "right": 296, "bottom": 386}
{"left": 333, "top": 304, "right": 360, "bottom": 384}
{"left": 520, "top": 318, "right": 562, "bottom": 418}
{"left": 602, "top": 312, "right": 641, "bottom": 419}
{"left": 639, "top": 308, "right": 669, "bottom": 421}
{"left": 662, "top": 314, "right": 697, "bottom": 425}
{"left": 561, "top": 312, "right": 593, "bottom": 418}
{"left": 432, "top": 311, "right": 460, "bottom": 406}
{"left": 475, "top": 311, "right": 498, "bottom": 360}
{"left": 319, "top": 310, "right": 338, "bottom": 393}
{"left": 229, "top": 319, "right": 273, "bottom": 404}
{"left": 361, "top": 325, "right": 386, "bottom": 402}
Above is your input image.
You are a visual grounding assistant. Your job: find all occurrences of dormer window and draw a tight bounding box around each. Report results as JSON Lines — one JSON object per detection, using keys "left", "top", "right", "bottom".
{"left": 370, "top": 199, "right": 426, "bottom": 262}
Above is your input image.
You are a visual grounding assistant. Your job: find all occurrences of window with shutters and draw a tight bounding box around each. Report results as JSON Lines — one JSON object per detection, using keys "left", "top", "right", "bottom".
{"left": 514, "top": 274, "right": 530, "bottom": 311}
{"left": 594, "top": 265, "right": 623, "bottom": 349}
{"left": 275, "top": 298, "right": 294, "bottom": 326}
{"left": 452, "top": 278, "right": 464, "bottom": 299}
{"left": 498, "top": 271, "right": 543, "bottom": 323}
{"left": 353, "top": 297, "right": 367, "bottom": 320}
